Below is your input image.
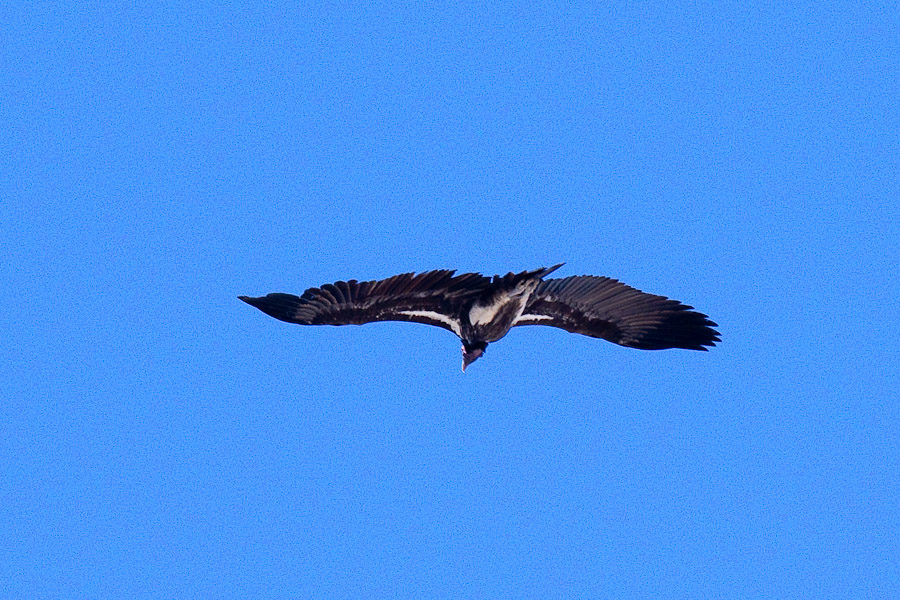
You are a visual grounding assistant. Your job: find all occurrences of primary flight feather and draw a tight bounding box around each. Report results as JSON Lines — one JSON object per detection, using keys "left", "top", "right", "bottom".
{"left": 239, "top": 264, "right": 719, "bottom": 370}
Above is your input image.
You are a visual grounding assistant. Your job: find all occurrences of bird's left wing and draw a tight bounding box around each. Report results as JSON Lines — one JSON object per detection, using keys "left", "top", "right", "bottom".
{"left": 239, "top": 270, "right": 491, "bottom": 337}
{"left": 514, "top": 276, "right": 720, "bottom": 350}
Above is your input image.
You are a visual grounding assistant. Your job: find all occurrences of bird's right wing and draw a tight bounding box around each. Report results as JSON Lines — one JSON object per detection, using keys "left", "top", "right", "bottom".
{"left": 239, "top": 270, "right": 492, "bottom": 337}
{"left": 514, "top": 276, "right": 720, "bottom": 350}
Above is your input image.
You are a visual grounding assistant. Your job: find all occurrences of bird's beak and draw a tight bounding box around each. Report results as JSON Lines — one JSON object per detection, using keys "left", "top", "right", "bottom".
{"left": 461, "top": 347, "right": 484, "bottom": 372}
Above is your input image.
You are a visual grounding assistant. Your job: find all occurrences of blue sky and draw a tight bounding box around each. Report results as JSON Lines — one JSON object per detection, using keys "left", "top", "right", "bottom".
{"left": 3, "top": 1, "right": 898, "bottom": 597}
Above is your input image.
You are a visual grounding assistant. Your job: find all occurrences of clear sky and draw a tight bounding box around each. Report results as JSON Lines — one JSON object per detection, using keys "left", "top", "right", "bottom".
{"left": 3, "top": 1, "right": 898, "bottom": 597}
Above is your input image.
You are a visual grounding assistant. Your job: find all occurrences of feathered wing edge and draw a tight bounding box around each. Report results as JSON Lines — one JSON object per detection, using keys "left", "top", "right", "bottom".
{"left": 238, "top": 269, "right": 492, "bottom": 335}
{"left": 515, "top": 276, "right": 720, "bottom": 350}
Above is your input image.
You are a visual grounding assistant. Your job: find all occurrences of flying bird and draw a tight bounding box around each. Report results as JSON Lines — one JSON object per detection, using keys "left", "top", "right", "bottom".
{"left": 239, "top": 264, "right": 719, "bottom": 371}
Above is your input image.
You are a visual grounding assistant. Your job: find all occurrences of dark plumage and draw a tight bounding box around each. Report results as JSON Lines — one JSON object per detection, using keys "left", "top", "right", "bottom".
{"left": 239, "top": 264, "right": 719, "bottom": 370}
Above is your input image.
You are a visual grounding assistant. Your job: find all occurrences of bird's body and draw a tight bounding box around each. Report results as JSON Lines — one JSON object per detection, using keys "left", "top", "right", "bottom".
{"left": 239, "top": 264, "right": 719, "bottom": 370}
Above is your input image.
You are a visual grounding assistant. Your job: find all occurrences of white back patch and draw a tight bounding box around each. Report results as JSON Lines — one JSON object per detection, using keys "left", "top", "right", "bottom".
{"left": 468, "top": 299, "right": 504, "bottom": 326}
{"left": 470, "top": 288, "right": 536, "bottom": 327}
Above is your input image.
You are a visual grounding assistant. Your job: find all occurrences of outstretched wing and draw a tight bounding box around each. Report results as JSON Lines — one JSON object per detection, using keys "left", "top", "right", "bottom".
{"left": 239, "top": 270, "right": 492, "bottom": 338}
{"left": 514, "top": 276, "right": 720, "bottom": 350}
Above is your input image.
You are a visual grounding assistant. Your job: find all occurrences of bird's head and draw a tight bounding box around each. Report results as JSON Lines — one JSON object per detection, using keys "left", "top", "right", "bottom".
{"left": 461, "top": 341, "right": 487, "bottom": 372}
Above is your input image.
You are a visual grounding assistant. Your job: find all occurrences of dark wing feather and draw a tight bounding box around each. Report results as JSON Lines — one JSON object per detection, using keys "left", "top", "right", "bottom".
{"left": 515, "top": 276, "right": 720, "bottom": 350}
{"left": 239, "top": 270, "right": 492, "bottom": 336}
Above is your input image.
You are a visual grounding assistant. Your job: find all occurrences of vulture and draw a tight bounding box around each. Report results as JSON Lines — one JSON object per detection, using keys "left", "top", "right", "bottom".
{"left": 239, "top": 264, "right": 719, "bottom": 371}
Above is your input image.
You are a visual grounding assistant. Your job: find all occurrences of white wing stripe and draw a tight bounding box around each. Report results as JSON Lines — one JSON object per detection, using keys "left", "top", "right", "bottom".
{"left": 397, "top": 310, "right": 462, "bottom": 337}
{"left": 513, "top": 313, "right": 554, "bottom": 324}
